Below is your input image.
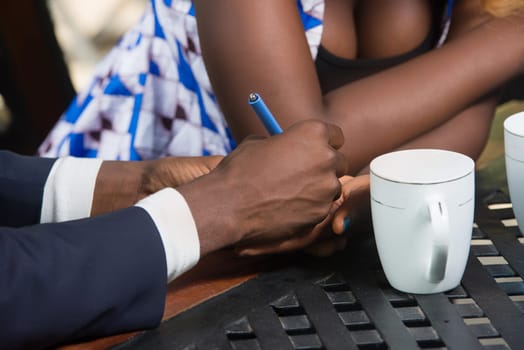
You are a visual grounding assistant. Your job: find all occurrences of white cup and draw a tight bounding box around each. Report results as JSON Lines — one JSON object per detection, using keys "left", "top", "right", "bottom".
{"left": 504, "top": 111, "right": 524, "bottom": 236}
{"left": 370, "top": 149, "right": 475, "bottom": 294}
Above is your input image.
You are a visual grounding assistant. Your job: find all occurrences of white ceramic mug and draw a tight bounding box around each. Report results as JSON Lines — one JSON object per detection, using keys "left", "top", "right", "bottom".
{"left": 504, "top": 111, "right": 524, "bottom": 236}
{"left": 370, "top": 149, "right": 475, "bottom": 294}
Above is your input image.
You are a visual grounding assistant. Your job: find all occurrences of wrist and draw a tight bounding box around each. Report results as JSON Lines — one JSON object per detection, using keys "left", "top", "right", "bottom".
{"left": 91, "top": 161, "right": 148, "bottom": 216}
{"left": 176, "top": 171, "right": 242, "bottom": 256}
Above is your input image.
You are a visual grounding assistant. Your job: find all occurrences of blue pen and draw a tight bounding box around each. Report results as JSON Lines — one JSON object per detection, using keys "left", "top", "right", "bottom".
{"left": 248, "top": 92, "right": 283, "bottom": 135}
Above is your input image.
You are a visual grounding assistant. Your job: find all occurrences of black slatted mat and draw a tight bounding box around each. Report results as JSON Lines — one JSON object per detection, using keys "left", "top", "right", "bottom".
{"left": 114, "top": 190, "right": 524, "bottom": 350}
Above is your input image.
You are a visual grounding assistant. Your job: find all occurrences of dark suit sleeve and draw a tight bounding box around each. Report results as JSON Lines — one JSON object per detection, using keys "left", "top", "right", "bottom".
{"left": 0, "top": 207, "right": 168, "bottom": 350}
{"left": 0, "top": 150, "right": 56, "bottom": 227}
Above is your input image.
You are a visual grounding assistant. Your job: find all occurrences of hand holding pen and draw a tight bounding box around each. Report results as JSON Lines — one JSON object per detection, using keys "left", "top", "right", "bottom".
{"left": 243, "top": 92, "right": 354, "bottom": 257}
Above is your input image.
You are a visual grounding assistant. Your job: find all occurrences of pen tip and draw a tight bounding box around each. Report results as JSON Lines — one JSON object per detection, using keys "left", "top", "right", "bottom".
{"left": 248, "top": 93, "right": 258, "bottom": 102}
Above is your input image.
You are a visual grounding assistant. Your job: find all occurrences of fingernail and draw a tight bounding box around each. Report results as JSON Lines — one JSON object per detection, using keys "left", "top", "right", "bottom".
{"left": 343, "top": 216, "right": 351, "bottom": 233}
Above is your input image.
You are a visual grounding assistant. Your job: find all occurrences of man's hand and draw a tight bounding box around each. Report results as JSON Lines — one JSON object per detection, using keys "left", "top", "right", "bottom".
{"left": 176, "top": 120, "right": 348, "bottom": 256}
{"left": 234, "top": 175, "right": 370, "bottom": 257}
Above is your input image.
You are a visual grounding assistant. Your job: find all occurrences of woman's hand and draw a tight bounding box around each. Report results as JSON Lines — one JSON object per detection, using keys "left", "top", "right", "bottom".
{"left": 140, "top": 156, "right": 223, "bottom": 196}
{"left": 91, "top": 156, "right": 223, "bottom": 216}
{"left": 330, "top": 175, "right": 370, "bottom": 235}
{"left": 305, "top": 175, "right": 370, "bottom": 256}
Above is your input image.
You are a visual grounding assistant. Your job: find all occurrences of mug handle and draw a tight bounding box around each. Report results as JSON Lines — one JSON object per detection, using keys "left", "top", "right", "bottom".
{"left": 426, "top": 198, "right": 449, "bottom": 283}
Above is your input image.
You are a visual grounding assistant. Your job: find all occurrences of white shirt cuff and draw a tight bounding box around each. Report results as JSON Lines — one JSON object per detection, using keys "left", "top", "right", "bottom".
{"left": 135, "top": 188, "right": 201, "bottom": 282}
{"left": 41, "top": 157, "right": 103, "bottom": 223}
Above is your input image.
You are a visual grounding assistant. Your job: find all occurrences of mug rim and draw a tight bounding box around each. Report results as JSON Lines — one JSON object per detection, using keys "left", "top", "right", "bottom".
{"left": 370, "top": 169, "right": 474, "bottom": 185}
{"left": 370, "top": 149, "right": 475, "bottom": 184}
{"left": 504, "top": 111, "right": 524, "bottom": 137}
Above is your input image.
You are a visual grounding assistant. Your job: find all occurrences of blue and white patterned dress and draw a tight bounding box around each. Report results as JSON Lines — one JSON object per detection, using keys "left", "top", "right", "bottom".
{"left": 38, "top": 0, "right": 452, "bottom": 160}
{"left": 39, "top": 0, "right": 325, "bottom": 160}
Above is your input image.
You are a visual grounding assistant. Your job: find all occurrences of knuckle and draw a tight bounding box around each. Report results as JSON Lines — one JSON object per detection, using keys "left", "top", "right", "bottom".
{"left": 301, "top": 119, "right": 328, "bottom": 138}
{"left": 319, "top": 147, "right": 338, "bottom": 168}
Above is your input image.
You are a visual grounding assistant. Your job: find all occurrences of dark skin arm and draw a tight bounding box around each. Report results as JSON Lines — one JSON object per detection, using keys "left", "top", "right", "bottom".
{"left": 377, "top": 0, "right": 502, "bottom": 165}
{"left": 91, "top": 120, "right": 347, "bottom": 257}
{"left": 194, "top": 0, "right": 524, "bottom": 174}
{"left": 177, "top": 121, "right": 346, "bottom": 256}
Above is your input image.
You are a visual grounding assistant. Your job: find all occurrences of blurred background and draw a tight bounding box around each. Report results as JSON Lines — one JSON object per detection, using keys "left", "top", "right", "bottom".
{"left": 47, "top": 0, "right": 147, "bottom": 90}
{"left": 0, "top": 0, "right": 147, "bottom": 154}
